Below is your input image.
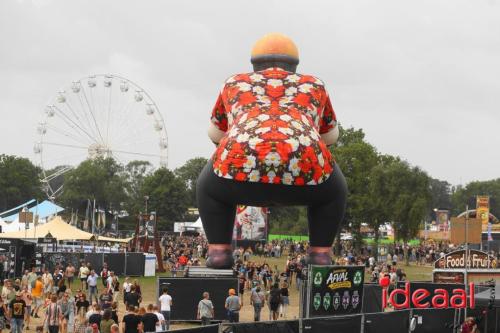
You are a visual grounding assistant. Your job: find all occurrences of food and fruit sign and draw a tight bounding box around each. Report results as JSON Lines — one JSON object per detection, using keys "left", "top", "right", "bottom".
{"left": 309, "top": 265, "right": 364, "bottom": 317}
{"left": 434, "top": 249, "right": 497, "bottom": 270}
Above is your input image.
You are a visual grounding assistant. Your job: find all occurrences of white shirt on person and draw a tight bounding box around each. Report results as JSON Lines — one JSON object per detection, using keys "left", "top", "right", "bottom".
{"left": 159, "top": 294, "right": 172, "bottom": 311}
{"left": 154, "top": 311, "right": 165, "bottom": 332}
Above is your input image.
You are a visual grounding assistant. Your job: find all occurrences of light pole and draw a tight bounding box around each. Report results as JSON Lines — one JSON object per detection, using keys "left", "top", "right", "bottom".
{"left": 144, "top": 196, "right": 149, "bottom": 214}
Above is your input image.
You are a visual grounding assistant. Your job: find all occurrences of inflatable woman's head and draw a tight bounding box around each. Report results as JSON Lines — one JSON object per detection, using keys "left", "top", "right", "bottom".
{"left": 251, "top": 33, "right": 299, "bottom": 72}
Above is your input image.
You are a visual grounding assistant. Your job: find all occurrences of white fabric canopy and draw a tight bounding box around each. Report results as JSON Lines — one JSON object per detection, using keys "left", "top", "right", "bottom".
{"left": 0, "top": 216, "right": 130, "bottom": 243}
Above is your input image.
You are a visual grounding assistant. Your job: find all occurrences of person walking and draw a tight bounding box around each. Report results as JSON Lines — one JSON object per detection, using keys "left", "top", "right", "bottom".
{"left": 157, "top": 289, "right": 172, "bottom": 330}
{"left": 250, "top": 286, "right": 265, "bottom": 322}
{"left": 87, "top": 270, "right": 99, "bottom": 304}
{"left": 44, "top": 294, "right": 61, "bottom": 333}
{"left": 196, "top": 292, "right": 214, "bottom": 326}
{"left": 121, "top": 305, "right": 141, "bottom": 333}
{"left": 125, "top": 286, "right": 140, "bottom": 310}
{"left": 8, "top": 292, "right": 26, "bottom": 333}
{"left": 79, "top": 263, "right": 90, "bottom": 291}
{"left": 269, "top": 283, "right": 281, "bottom": 321}
{"left": 31, "top": 276, "right": 43, "bottom": 319}
{"left": 65, "top": 264, "right": 76, "bottom": 289}
{"left": 140, "top": 305, "right": 158, "bottom": 333}
{"left": 224, "top": 289, "right": 241, "bottom": 323}
{"left": 100, "top": 309, "right": 114, "bottom": 333}
{"left": 279, "top": 282, "right": 289, "bottom": 318}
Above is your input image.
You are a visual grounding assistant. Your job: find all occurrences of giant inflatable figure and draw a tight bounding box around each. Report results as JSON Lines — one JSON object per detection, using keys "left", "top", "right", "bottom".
{"left": 197, "top": 33, "right": 347, "bottom": 268}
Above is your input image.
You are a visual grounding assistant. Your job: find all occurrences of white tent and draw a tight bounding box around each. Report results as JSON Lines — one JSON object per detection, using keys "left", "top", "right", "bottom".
{"left": 191, "top": 217, "right": 203, "bottom": 229}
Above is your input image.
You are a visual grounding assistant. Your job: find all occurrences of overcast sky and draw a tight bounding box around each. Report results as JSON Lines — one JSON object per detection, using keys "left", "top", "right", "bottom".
{"left": 1, "top": 0, "right": 499, "bottom": 186}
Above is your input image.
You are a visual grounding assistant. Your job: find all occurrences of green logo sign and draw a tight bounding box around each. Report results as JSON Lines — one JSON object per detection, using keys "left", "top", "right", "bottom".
{"left": 323, "top": 292, "right": 331, "bottom": 310}
{"left": 353, "top": 271, "right": 362, "bottom": 286}
{"left": 313, "top": 271, "right": 323, "bottom": 287}
{"left": 313, "top": 293, "right": 321, "bottom": 310}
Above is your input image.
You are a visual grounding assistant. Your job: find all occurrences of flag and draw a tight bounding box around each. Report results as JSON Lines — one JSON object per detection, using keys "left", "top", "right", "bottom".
{"left": 487, "top": 222, "right": 493, "bottom": 241}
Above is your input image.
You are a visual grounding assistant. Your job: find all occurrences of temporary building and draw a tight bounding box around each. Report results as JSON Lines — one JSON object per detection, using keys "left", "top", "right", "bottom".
{"left": 0, "top": 216, "right": 130, "bottom": 243}
{"left": 0, "top": 200, "right": 64, "bottom": 232}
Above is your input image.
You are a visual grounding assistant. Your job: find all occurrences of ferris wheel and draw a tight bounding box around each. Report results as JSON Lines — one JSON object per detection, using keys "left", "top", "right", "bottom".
{"left": 34, "top": 74, "right": 168, "bottom": 199}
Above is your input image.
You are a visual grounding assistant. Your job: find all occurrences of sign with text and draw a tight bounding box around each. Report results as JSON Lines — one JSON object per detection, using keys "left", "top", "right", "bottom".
{"left": 476, "top": 195, "right": 490, "bottom": 231}
{"left": 309, "top": 265, "right": 364, "bottom": 317}
{"left": 434, "top": 249, "right": 498, "bottom": 269}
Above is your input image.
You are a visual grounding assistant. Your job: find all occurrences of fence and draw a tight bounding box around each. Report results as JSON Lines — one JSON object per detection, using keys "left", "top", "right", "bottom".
{"left": 43, "top": 252, "right": 145, "bottom": 276}
{"left": 167, "top": 307, "right": 498, "bottom": 333}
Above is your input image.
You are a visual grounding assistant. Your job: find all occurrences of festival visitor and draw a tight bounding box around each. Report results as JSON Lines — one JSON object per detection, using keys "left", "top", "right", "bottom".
{"left": 158, "top": 288, "right": 172, "bottom": 330}
{"left": 100, "top": 309, "right": 115, "bottom": 333}
{"left": 20, "top": 286, "right": 32, "bottom": 330}
{"left": 140, "top": 305, "right": 158, "bottom": 333}
{"left": 460, "top": 317, "right": 479, "bottom": 333}
{"left": 111, "top": 302, "right": 119, "bottom": 324}
{"left": 279, "top": 282, "right": 289, "bottom": 318}
{"left": 249, "top": 286, "right": 265, "bottom": 322}
{"left": 60, "top": 291, "right": 74, "bottom": 333}
{"left": 27, "top": 267, "right": 37, "bottom": 292}
{"left": 65, "top": 264, "right": 76, "bottom": 289}
{"left": 110, "top": 324, "right": 119, "bottom": 333}
{"left": 0, "top": 298, "right": 6, "bottom": 333}
{"left": 79, "top": 263, "right": 90, "bottom": 291}
{"left": 8, "top": 292, "right": 26, "bottom": 333}
{"left": 151, "top": 305, "right": 164, "bottom": 332}
{"left": 88, "top": 304, "right": 102, "bottom": 330}
{"left": 224, "top": 289, "right": 241, "bottom": 323}
{"left": 90, "top": 323, "right": 100, "bottom": 333}
{"left": 124, "top": 286, "right": 140, "bottom": 309}
{"left": 42, "top": 268, "right": 53, "bottom": 298}
{"left": 122, "top": 278, "right": 132, "bottom": 305}
{"left": 269, "top": 283, "right": 281, "bottom": 321}
{"left": 197, "top": 292, "right": 214, "bottom": 326}
{"left": 87, "top": 270, "right": 99, "bottom": 304}
{"left": 121, "top": 305, "right": 141, "bottom": 333}
{"left": 76, "top": 293, "right": 90, "bottom": 314}
{"left": 132, "top": 281, "right": 142, "bottom": 300}
{"left": 73, "top": 309, "right": 87, "bottom": 333}
{"left": 31, "top": 276, "right": 43, "bottom": 318}
{"left": 100, "top": 264, "right": 109, "bottom": 288}
{"left": 45, "top": 294, "right": 61, "bottom": 333}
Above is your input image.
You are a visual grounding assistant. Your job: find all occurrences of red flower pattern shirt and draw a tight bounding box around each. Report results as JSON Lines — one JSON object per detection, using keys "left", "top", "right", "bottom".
{"left": 211, "top": 68, "right": 337, "bottom": 185}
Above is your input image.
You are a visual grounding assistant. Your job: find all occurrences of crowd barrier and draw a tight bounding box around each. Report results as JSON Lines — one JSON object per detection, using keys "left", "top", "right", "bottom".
{"left": 43, "top": 252, "right": 145, "bottom": 276}
{"left": 176, "top": 307, "right": 497, "bottom": 333}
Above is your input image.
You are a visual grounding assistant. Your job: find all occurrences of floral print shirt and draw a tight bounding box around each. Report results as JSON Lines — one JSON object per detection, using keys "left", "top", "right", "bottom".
{"left": 211, "top": 68, "right": 337, "bottom": 185}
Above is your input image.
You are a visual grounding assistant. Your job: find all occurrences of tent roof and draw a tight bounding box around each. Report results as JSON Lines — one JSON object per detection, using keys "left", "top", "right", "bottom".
{"left": 191, "top": 217, "right": 203, "bottom": 229}
{"left": 0, "top": 200, "right": 64, "bottom": 222}
{"left": 474, "top": 287, "right": 500, "bottom": 307}
{"left": 0, "top": 216, "right": 130, "bottom": 243}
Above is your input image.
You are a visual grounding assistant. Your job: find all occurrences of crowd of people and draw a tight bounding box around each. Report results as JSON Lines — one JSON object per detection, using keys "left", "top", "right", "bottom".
{"left": 1, "top": 233, "right": 497, "bottom": 332}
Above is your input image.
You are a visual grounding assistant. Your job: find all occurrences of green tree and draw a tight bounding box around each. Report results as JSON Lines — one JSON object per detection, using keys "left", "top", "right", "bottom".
{"left": 0, "top": 154, "right": 43, "bottom": 211}
{"left": 174, "top": 157, "right": 208, "bottom": 207}
{"left": 124, "top": 160, "right": 153, "bottom": 214}
{"left": 332, "top": 126, "right": 380, "bottom": 249}
{"left": 428, "top": 178, "right": 453, "bottom": 218}
{"left": 141, "top": 168, "right": 189, "bottom": 230}
{"left": 451, "top": 179, "right": 500, "bottom": 218}
{"left": 60, "top": 157, "right": 128, "bottom": 211}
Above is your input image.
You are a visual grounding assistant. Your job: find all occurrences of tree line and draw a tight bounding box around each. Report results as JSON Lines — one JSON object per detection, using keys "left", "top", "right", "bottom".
{"left": 1, "top": 125, "right": 499, "bottom": 243}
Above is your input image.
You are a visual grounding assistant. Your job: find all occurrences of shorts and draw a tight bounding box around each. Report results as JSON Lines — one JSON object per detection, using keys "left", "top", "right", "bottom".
{"left": 80, "top": 277, "right": 87, "bottom": 282}
{"left": 68, "top": 276, "right": 74, "bottom": 283}
{"left": 281, "top": 296, "right": 289, "bottom": 305}
{"left": 0, "top": 317, "right": 5, "bottom": 330}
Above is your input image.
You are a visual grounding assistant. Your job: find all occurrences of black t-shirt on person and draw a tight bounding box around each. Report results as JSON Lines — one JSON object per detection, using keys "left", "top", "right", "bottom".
{"left": 89, "top": 313, "right": 102, "bottom": 329}
{"left": 125, "top": 292, "right": 140, "bottom": 307}
{"left": 123, "top": 313, "right": 141, "bottom": 333}
{"left": 141, "top": 312, "right": 158, "bottom": 332}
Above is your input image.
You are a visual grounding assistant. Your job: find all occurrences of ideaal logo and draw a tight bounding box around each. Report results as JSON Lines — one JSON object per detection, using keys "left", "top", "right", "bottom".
{"left": 381, "top": 281, "right": 475, "bottom": 310}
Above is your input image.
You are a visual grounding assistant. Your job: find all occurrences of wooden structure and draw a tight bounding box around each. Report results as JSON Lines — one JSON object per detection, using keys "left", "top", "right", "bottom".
{"left": 133, "top": 214, "right": 165, "bottom": 272}
{"left": 450, "top": 217, "right": 482, "bottom": 244}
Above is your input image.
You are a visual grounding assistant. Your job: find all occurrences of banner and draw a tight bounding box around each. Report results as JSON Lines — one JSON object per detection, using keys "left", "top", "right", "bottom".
{"left": 435, "top": 210, "right": 450, "bottom": 232}
{"left": 476, "top": 195, "right": 490, "bottom": 231}
{"left": 308, "top": 265, "right": 364, "bottom": 317}
{"left": 434, "top": 249, "right": 498, "bottom": 269}
{"left": 138, "top": 214, "right": 155, "bottom": 239}
{"left": 233, "top": 206, "right": 268, "bottom": 241}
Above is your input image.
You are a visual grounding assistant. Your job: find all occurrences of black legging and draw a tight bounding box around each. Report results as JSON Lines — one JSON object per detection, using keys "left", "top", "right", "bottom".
{"left": 196, "top": 162, "right": 347, "bottom": 247}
